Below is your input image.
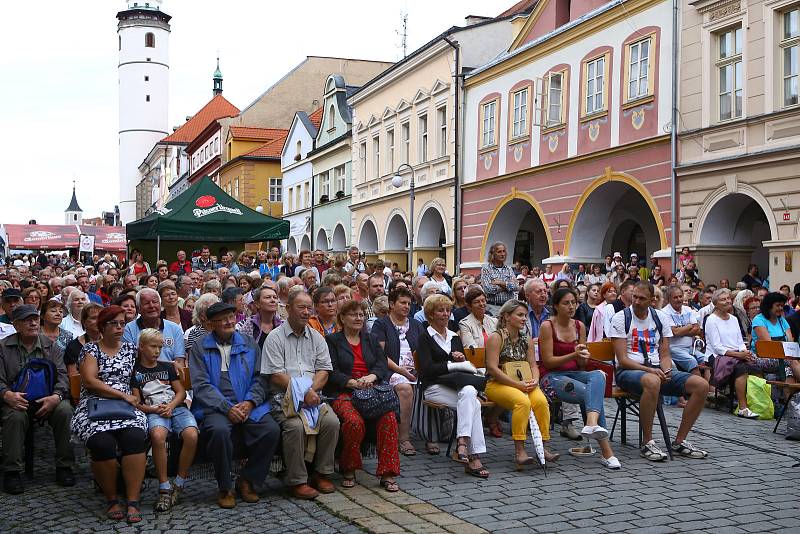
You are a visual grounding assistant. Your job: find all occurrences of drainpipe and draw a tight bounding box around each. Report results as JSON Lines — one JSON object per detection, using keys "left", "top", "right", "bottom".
{"left": 670, "top": 0, "right": 679, "bottom": 272}
{"left": 443, "top": 36, "right": 460, "bottom": 274}
{"left": 310, "top": 176, "right": 315, "bottom": 251}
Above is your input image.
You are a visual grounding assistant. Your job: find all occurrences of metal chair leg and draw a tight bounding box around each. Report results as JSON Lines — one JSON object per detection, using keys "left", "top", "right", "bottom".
{"left": 774, "top": 391, "right": 797, "bottom": 434}
{"left": 620, "top": 399, "right": 627, "bottom": 445}
{"left": 445, "top": 410, "right": 457, "bottom": 458}
{"left": 656, "top": 401, "right": 673, "bottom": 461}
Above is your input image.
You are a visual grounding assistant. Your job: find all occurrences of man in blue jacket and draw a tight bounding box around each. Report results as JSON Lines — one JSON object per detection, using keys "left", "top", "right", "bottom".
{"left": 189, "top": 302, "right": 280, "bottom": 509}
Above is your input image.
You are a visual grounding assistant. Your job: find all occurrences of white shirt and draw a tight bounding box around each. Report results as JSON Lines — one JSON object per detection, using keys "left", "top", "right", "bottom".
{"left": 0, "top": 323, "right": 16, "bottom": 340}
{"left": 697, "top": 303, "right": 714, "bottom": 329}
{"left": 60, "top": 314, "right": 85, "bottom": 338}
{"left": 609, "top": 306, "right": 673, "bottom": 366}
{"left": 427, "top": 325, "right": 455, "bottom": 354}
{"left": 661, "top": 304, "right": 698, "bottom": 349}
{"left": 704, "top": 313, "right": 745, "bottom": 356}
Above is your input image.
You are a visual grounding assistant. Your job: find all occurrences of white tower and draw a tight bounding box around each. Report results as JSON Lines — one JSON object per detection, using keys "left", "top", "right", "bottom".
{"left": 65, "top": 181, "right": 83, "bottom": 225}
{"left": 117, "top": 0, "right": 170, "bottom": 224}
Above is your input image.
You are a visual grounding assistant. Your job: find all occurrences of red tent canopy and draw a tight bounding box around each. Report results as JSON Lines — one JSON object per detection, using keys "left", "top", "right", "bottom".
{"left": 79, "top": 226, "right": 127, "bottom": 252}
{"left": 4, "top": 224, "right": 81, "bottom": 250}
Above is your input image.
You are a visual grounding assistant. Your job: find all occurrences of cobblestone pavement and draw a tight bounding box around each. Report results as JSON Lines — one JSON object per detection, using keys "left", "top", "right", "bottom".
{"left": 1, "top": 401, "right": 798, "bottom": 533}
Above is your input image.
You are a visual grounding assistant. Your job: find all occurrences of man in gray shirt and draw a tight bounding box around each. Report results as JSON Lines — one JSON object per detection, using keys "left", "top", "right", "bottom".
{"left": 262, "top": 291, "right": 339, "bottom": 500}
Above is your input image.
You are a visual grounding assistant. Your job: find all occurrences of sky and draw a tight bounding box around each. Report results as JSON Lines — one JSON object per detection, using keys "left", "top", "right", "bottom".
{"left": 0, "top": 0, "right": 512, "bottom": 226}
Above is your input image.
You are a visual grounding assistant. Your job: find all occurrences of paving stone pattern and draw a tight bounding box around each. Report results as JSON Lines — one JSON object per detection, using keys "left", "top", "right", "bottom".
{"left": 1, "top": 401, "right": 798, "bottom": 533}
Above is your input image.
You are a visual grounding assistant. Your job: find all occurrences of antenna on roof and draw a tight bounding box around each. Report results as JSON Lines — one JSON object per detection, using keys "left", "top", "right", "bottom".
{"left": 396, "top": 11, "right": 408, "bottom": 58}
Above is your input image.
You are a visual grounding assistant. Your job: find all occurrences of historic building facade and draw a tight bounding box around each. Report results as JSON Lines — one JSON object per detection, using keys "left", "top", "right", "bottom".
{"left": 676, "top": 0, "right": 800, "bottom": 287}
{"left": 460, "top": 0, "right": 674, "bottom": 274}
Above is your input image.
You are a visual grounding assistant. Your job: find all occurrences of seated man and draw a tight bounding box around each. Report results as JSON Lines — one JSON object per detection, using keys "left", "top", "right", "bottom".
{"left": 262, "top": 291, "right": 340, "bottom": 500}
{"left": 0, "top": 305, "right": 74, "bottom": 494}
{"left": 661, "top": 285, "right": 702, "bottom": 374}
{"left": 123, "top": 288, "right": 186, "bottom": 366}
{"left": 611, "top": 282, "right": 709, "bottom": 462}
{"left": 189, "top": 302, "right": 279, "bottom": 509}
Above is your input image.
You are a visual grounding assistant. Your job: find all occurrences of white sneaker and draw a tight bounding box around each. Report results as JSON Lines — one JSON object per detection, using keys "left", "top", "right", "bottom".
{"left": 640, "top": 439, "right": 668, "bottom": 462}
{"left": 580, "top": 425, "right": 609, "bottom": 441}
{"left": 600, "top": 456, "right": 621, "bottom": 470}
{"left": 737, "top": 408, "right": 759, "bottom": 419}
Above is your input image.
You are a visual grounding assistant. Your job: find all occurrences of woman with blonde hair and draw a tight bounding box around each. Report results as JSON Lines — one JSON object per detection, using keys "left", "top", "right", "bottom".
{"left": 427, "top": 258, "right": 452, "bottom": 296}
{"left": 485, "top": 299, "right": 557, "bottom": 468}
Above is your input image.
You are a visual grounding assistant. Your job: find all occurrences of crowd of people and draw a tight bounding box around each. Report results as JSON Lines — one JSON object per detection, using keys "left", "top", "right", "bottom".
{"left": 0, "top": 242, "right": 797, "bottom": 523}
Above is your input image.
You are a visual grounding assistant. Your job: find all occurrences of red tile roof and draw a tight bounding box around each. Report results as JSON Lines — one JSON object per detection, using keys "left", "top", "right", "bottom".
{"left": 308, "top": 108, "right": 324, "bottom": 130}
{"left": 243, "top": 131, "right": 289, "bottom": 158}
{"left": 161, "top": 94, "right": 240, "bottom": 144}
{"left": 498, "top": 0, "right": 538, "bottom": 17}
{"left": 228, "top": 126, "right": 288, "bottom": 141}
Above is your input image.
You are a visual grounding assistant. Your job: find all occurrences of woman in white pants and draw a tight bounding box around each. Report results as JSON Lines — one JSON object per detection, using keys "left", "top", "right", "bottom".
{"left": 416, "top": 294, "right": 489, "bottom": 478}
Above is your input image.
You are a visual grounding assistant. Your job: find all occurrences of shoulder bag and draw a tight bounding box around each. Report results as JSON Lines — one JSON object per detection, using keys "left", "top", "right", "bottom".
{"left": 351, "top": 383, "right": 400, "bottom": 420}
{"left": 88, "top": 398, "right": 137, "bottom": 421}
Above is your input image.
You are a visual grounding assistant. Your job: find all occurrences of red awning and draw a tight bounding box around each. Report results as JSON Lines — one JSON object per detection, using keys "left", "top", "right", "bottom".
{"left": 4, "top": 224, "right": 81, "bottom": 250}
{"left": 79, "top": 226, "right": 127, "bottom": 252}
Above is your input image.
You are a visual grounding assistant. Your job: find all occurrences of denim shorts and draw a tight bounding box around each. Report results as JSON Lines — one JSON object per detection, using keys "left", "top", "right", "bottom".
{"left": 669, "top": 345, "right": 701, "bottom": 372}
{"left": 146, "top": 405, "right": 198, "bottom": 435}
{"left": 616, "top": 368, "right": 693, "bottom": 397}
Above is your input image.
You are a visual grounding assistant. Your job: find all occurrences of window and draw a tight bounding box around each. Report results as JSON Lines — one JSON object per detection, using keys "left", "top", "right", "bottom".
{"left": 373, "top": 137, "right": 380, "bottom": 178}
{"left": 585, "top": 55, "right": 606, "bottom": 115}
{"left": 359, "top": 141, "right": 367, "bottom": 181}
{"left": 288, "top": 187, "right": 294, "bottom": 211}
{"left": 546, "top": 72, "right": 565, "bottom": 127}
{"left": 321, "top": 172, "right": 330, "bottom": 199}
{"left": 335, "top": 165, "right": 346, "bottom": 194}
{"left": 146, "top": 95, "right": 150, "bottom": 102}
{"left": 481, "top": 100, "right": 497, "bottom": 147}
{"left": 627, "top": 38, "right": 651, "bottom": 100}
{"left": 269, "top": 178, "right": 282, "bottom": 202}
{"left": 387, "top": 129, "right": 395, "bottom": 172}
{"left": 119, "top": 36, "right": 122, "bottom": 51}
{"left": 145, "top": 32, "right": 155, "bottom": 48}
{"left": 295, "top": 140, "right": 302, "bottom": 159}
{"left": 511, "top": 88, "right": 528, "bottom": 138}
{"left": 437, "top": 107, "right": 447, "bottom": 156}
{"left": 304, "top": 181, "right": 310, "bottom": 207}
{"left": 401, "top": 123, "right": 410, "bottom": 164}
{"left": 328, "top": 105, "right": 335, "bottom": 130}
{"left": 781, "top": 7, "right": 800, "bottom": 107}
{"left": 144, "top": 75, "right": 149, "bottom": 82}
{"left": 418, "top": 114, "right": 428, "bottom": 163}
{"left": 717, "top": 26, "right": 743, "bottom": 120}
{"left": 295, "top": 187, "right": 301, "bottom": 211}
{"left": 234, "top": 178, "right": 239, "bottom": 199}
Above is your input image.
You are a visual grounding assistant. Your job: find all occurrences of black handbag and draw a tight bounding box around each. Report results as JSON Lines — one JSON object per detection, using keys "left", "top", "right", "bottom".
{"left": 87, "top": 398, "right": 137, "bottom": 421}
{"left": 350, "top": 383, "right": 400, "bottom": 420}
{"left": 436, "top": 371, "right": 488, "bottom": 392}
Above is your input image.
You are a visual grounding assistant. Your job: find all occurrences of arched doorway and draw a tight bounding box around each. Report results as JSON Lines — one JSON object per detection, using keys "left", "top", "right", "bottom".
{"left": 483, "top": 196, "right": 550, "bottom": 267}
{"left": 567, "top": 180, "right": 664, "bottom": 261}
{"left": 287, "top": 237, "right": 298, "bottom": 254}
{"left": 331, "top": 224, "right": 347, "bottom": 252}
{"left": 417, "top": 206, "right": 447, "bottom": 260}
{"left": 300, "top": 234, "right": 311, "bottom": 252}
{"left": 358, "top": 219, "right": 379, "bottom": 254}
{"left": 316, "top": 227, "right": 329, "bottom": 251}
{"left": 697, "top": 192, "right": 772, "bottom": 280}
{"left": 385, "top": 213, "right": 409, "bottom": 251}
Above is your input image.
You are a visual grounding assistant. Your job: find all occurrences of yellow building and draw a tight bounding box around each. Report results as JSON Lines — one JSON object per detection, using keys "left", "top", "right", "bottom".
{"left": 217, "top": 126, "right": 288, "bottom": 218}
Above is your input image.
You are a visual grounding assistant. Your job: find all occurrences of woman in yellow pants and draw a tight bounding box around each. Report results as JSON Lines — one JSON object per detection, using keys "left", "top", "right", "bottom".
{"left": 485, "top": 300, "right": 559, "bottom": 468}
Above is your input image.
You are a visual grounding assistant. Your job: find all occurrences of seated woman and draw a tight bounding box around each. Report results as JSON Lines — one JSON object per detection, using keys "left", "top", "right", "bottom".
{"left": 308, "top": 286, "right": 340, "bottom": 337}
{"left": 113, "top": 294, "right": 138, "bottom": 324}
{"left": 236, "top": 285, "right": 282, "bottom": 351}
{"left": 458, "top": 287, "right": 503, "bottom": 438}
{"left": 539, "top": 288, "right": 621, "bottom": 469}
{"left": 63, "top": 303, "right": 102, "bottom": 376}
{"left": 159, "top": 282, "right": 192, "bottom": 331}
{"left": 705, "top": 288, "right": 763, "bottom": 419}
{"left": 485, "top": 299, "right": 558, "bottom": 468}
{"left": 70, "top": 305, "right": 148, "bottom": 523}
{"left": 40, "top": 299, "right": 74, "bottom": 356}
{"left": 417, "top": 295, "right": 489, "bottom": 478}
{"left": 588, "top": 282, "right": 618, "bottom": 342}
{"left": 451, "top": 278, "right": 469, "bottom": 323}
{"left": 372, "top": 287, "right": 424, "bottom": 456}
{"left": 325, "top": 301, "right": 400, "bottom": 492}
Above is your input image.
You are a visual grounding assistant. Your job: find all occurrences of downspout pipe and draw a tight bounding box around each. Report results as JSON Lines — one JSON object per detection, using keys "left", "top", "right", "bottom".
{"left": 443, "top": 36, "right": 460, "bottom": 274}
{"left": 670, "top": 0, "right": 679, "bottom": 273}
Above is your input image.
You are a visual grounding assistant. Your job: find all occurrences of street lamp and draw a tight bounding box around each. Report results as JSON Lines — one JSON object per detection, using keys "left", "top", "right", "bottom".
{"left": 392, "top": 163, "right": 415, "bottom": 272}
{"left": 255, "top": 198, "right": 271, "bottom": 216}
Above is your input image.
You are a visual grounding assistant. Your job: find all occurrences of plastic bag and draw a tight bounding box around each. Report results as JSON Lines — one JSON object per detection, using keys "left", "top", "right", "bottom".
{"left": 786, "top": 394, "right": 800, "bottom": 440}
{"left": 745, "top": 375, "right": 775, "bottom": 420}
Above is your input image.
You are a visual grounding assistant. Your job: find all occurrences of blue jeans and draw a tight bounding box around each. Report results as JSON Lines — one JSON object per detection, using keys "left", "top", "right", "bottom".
{"left": 669, "top": 345, "right": 700, "bottom": 372}
{"left": 146, "top": 406, "right": 198, "bottom": 435}
{"left": 541, "top": 370, "right": 607, "bottom": 428}
{"left": 616, "top": 368, "right": 693, "bottom": 397}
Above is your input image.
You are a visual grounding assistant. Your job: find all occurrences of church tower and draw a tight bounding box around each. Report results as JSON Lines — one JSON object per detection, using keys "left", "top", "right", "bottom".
{"left": 117, "top": 0, "right": 171, "bottom": 224}
{"left": 65, "top": 182, "right": 83, "bottom": 225}
{"left": 213, "top": 57, "right": 223, "bottom": 96}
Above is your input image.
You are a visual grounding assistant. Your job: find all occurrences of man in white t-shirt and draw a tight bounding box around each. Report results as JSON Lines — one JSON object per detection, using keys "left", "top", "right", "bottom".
{"left": 610, "top": 281, "right": 709, "bottom": 462}
{"left": 661, "top": 285, "right": 702, "bottom": 373}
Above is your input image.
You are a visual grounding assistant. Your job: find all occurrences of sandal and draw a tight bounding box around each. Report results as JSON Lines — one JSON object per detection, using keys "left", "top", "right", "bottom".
{"left": 488, "top": 422, "right": 502, "bottom": 438}
{"left": 464, "top": 464, "right": 490, "bottom": 479}
{"left": 341, "top": 474, "right": 356, "bottom": 489}
{"left": 425, "top": 443, "right": 440, "bottom": 455}
{"left": 126, "top": 501, "right": 142, "bottom": 524}
{"left": 399, "top": 440, "right": 417, "bottom": 456}
{"left": 106, "top": 499, "right": 125, "bottom": 521}
{"left": 514, "top": 456, "right": 536, "bottom": 471}
{"left": 154, "top": 490, "right": 172, "bottom": 512}
{"left": 454, "top": 442, "right": 469, "bottom": 463}
{"left": 380, "top": 478, "right": 400, "bottom": 492}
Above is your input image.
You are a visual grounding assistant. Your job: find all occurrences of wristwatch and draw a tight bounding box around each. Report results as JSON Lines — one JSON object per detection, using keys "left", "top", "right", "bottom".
{"left": 54, "top": 391, "right": 64, "bottom": 402}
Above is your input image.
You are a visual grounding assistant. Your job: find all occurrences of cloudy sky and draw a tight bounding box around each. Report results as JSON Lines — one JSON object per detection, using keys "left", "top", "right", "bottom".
{"left": 0, "top": 0, "right": 511, "bottom": 225}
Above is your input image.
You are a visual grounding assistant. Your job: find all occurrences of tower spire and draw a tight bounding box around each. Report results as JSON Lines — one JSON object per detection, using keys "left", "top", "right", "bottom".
{"left": 213, "top": 56, "right": 223, "bottom": 96}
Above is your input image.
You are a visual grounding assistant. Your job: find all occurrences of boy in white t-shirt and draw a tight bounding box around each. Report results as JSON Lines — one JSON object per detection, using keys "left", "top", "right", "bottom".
{"left": 610, "top": 281, "right": 709, "bottom": 462}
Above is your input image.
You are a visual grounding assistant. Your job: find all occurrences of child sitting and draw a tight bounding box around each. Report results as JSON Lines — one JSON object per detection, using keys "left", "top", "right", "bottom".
{"left": 132, "top": 328, "right": 198, "bottom": 512}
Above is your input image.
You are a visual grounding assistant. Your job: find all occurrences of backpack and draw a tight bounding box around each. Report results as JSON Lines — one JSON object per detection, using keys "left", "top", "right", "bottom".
{"left": 12, "top": 358, "right": 57, "bottom": 402}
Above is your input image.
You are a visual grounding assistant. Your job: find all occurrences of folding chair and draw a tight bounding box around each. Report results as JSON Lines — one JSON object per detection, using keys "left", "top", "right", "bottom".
{"left": 755, "top": 340, "right": 800, "bottom": 433}
{"left": 587, "top": 341, "right": 673, "bottom": 460}
{"left": 411, "top": 352, "right": 458, "bottom": 457}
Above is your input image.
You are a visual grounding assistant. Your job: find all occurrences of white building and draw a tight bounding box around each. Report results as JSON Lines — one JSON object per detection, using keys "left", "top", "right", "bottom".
{"left": 117, "top": 0, "right": 171, "bottom": 224}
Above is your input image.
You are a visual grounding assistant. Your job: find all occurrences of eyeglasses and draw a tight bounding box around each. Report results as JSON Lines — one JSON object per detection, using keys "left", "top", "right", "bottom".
{"left": 105, "top": 320, "right": 126, "bottom": 328}
{"left": 347, "top": 313, "right": 365, "bottom": 319}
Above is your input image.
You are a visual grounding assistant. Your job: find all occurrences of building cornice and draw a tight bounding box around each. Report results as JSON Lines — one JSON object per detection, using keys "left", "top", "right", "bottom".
{"left": 461, "top": 135, "right": 669, "bottom": 190}
{"left": 351, "top": 178, "right": 454, "bottom": 210}
{"left": 675, "top": 144, "right": 800, "bottom": 175}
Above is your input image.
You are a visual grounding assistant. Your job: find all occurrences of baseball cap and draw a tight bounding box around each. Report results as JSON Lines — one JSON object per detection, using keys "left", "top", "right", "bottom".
{"left": 1, "top": 288, "right": 23, "bottom": 301}
{"left": 613, "top": 252, "right": 622, "bottom": 259}
{"left": 206, "top": 302, "right": 236, "bottom": 320}
{"left": 11, "top": 304, "right": 40, "bottom": 322}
